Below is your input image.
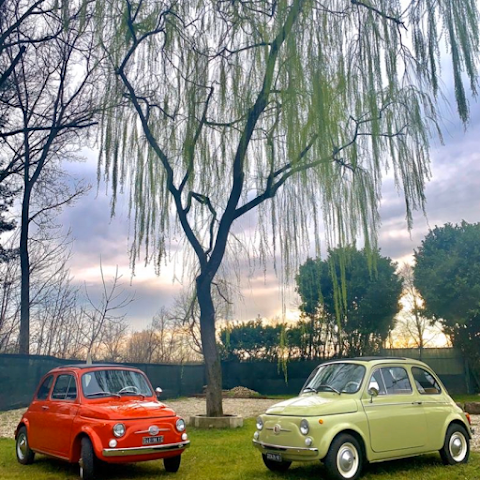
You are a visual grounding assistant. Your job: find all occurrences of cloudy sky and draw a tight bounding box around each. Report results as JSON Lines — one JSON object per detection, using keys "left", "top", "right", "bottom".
{"left": 57, "top": 84, "right": 480, "bottom": 332}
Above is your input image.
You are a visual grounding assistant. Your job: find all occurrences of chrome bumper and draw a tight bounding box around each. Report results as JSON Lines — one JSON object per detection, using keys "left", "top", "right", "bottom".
{"left": 252, "top": 439, "right": 318, "bottom": 457}
{"left": 103, "top": 440, "right": 190, "bottom": 457}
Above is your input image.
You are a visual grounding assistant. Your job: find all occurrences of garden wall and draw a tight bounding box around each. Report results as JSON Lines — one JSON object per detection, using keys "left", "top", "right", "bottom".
{"left": 0, "top": 348, "right": 475, "bottom": 410}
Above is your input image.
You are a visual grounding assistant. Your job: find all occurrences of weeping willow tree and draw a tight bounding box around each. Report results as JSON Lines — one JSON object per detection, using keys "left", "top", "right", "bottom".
{"left": 95, "top": 0, "right": 479, "bottom": 416}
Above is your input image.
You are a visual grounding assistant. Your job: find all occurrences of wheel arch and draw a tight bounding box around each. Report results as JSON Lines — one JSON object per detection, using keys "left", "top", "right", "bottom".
{"left": 446, "top": 419, "right": 472, "bottom": 439}
{"left": 329, "top": 429, "right": 367, "bottom": 463}
{"left": 70, "top": 427, "right": 103, "bottom": 462}
{"left": 15, "top": 421, "right": 28, "bottom": 440}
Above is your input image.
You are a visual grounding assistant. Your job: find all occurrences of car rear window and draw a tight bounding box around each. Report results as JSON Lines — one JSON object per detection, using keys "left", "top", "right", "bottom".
{"left": 412, "top": 367, "right": 442, "bottom": 394}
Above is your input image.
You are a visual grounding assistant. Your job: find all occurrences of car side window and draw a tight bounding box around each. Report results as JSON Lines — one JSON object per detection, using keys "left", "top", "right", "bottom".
{"left": 412, "top": 367, "right": 441, "bottom": 394}
{"left": 52, "top": 374, "right": 77, "bottom": 400}
{"left": 36, "top": 375, "right": 54, "bottom": 400}
{"left": 368, "top": 369, "right": 386, "bottom": 395}
{"left": 382, "top": 367, "right": 412, "bottom": 394}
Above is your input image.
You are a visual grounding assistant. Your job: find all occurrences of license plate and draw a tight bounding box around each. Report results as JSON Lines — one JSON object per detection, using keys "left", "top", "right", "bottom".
{"left": 266, "top": 453, "right": 282, "bottom": 462}
{"left": 142, "top": 436, "right": 164, "bottom": 445}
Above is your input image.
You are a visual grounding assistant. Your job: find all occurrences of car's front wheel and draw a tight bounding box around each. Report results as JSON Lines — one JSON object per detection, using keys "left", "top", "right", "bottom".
{"left": 164, "top": 455, "right": 181, "bottom": 472}
{"left": 325, "top": 434, "right": 363, "bottom": 480}
{"left": 262, "top": 454, "right": 292, "bottom": 472}
{"left": 440, "top": 423, "right": 470, "bottom": 465}
{"left": 16, "top": 426, "right": 35, "bottom": 465}
{"left": 79, "top": 437, "right": 97, "bottom": 480}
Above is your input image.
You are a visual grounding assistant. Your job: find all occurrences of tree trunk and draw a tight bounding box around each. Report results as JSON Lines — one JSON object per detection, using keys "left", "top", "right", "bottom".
{"left": 196, "top": 274, "right": 223, "bottom": 417}
{"left": 19, "top": 183, "right": 32, "bottom": 354}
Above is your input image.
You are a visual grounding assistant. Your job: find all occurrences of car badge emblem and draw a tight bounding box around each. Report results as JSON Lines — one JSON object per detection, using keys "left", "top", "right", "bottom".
{"left": 273, "top": 424, "right": 282, "bottom": 435}
{"left": 148, "top": 426, "right": 160, "bottom": 436}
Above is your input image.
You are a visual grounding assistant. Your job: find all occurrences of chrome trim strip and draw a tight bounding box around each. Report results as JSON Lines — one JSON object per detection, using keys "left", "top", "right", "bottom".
{"left": 102, "top": 441, "right": 190, "bottom": 457}
{"left": 134, "top": 428, "right": 170, "bottom": 434}
{"left": 265, "top": 427, "right": 291, "bottom": 432}
{"left": 363, "top": 402, "right": 421, "bottom": 407}
{"left": 252, "top": 439, "right": 318, "bottom": 453}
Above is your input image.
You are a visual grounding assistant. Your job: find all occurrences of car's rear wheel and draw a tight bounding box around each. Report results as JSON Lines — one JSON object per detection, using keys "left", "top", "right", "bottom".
{"left": 16, "top": 426, "right": 35, "bottom": 465}
{"left": 164, "top": 455, "right": 181, "bottom": 472}
{"left": 440, "top": 423, "right": 470, "bottom": 465}
{"left": 79, "top": 437, "right": 97, "bottom": 480}
{"left": 262, "top": 454, "right": 292, "bottom": 472}
{"left": 325, "top": 434, "right": 363, "bottom": 480}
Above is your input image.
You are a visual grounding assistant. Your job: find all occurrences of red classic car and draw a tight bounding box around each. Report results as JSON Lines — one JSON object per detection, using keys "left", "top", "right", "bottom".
{"left": 15, "top": 364, "right": 190, "bottom": 479}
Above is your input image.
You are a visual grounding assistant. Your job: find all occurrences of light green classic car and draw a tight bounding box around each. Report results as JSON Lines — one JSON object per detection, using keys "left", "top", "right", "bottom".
{"left": 253, "top": 357, "right": 474, "bottom": 480}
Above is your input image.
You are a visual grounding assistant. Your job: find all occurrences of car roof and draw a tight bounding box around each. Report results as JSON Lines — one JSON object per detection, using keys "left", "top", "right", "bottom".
{"left": 46, "top": 363, "right": 143, "bottom": 373}
{"left": 323, "top": 356, "right": 429, "bottom": 367}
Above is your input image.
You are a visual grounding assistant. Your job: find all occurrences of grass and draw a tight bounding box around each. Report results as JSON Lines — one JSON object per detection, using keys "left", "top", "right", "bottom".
{"left": 0, "top": 419, "right": 478, "bottom": 480}
{"left": 452, "top": 394, "right": 480, "bottom": 404}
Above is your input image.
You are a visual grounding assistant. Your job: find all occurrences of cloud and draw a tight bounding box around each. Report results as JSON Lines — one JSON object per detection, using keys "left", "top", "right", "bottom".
{"left": 54, "top": 84, "right": 480, "bottom": 329}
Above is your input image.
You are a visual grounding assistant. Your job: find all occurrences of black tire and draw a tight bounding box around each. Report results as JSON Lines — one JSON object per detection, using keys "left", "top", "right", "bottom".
{"left": 16, "top": 426, "right": 35, "bottom": 465}
{"left": 325, "top": 434, "right": 363, "bottom": 480}
{"left": 79, "top": 437, "right": 97, "bottom": 480}
{"left": 164, "top": 455, "right": 181, "bottom": 472}
{"left": 440, "top": 423, "right": 470, "bottom": 465}
{"left": 262, "top": 454, "right": 292, "bottom": 472}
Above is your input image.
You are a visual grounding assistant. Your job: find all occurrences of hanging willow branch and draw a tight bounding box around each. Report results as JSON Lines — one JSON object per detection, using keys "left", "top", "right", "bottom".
{"left": 95, "top": 0, "right": 479, "bottom": 294}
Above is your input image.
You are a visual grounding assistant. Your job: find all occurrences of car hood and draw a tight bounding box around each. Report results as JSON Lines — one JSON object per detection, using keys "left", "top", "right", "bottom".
{"left": 80, "top": 400, "right": 176, "bottom": 420}
{"left": 265, "top": 394, "right": 358, "bottom": 416}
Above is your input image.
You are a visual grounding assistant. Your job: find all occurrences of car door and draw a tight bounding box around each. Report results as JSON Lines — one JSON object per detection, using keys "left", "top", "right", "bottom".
{"left": 27, "top": 374, "right": 54, "bottom": 450}
{"left": 362, "top": 365, "right": 428, "bottom": 453}
{"left": 40, "top": 373, "right": 80, "bottom": 457}
{"left": 411, "top": 366, "right": 450, "bottom": 448}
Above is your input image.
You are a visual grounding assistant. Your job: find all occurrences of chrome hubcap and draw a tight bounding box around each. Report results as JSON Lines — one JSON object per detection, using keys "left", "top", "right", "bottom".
{"left": 337, "top": 442, "right": 359, "bottom": 478}
{"left": 449, "top": 432, "right": 467, "bottom": 461}
{"left": 17, "top": 433, "right": 27, "bottom": 459}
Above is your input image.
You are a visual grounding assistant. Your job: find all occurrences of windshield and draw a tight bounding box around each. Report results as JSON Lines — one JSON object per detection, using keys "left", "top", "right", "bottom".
{"left": 302, "top": 363, "right": 365, "bottom": 394}
{"left": 81, "top": 369, "right": 153, "bottom": 398}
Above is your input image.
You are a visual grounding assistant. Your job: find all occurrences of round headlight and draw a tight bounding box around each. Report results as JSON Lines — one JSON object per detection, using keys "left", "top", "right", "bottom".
{"left": 300, "top": 419, "right": 309, "bottom": 435}
{"left": 176, "top": 418, "right": 186, "bottom": 432}
{"left": 113, "top": 423, "right": 125, "bottom": 438}
{"left": 256, "top": 417, "right": 264, "bottom": 431}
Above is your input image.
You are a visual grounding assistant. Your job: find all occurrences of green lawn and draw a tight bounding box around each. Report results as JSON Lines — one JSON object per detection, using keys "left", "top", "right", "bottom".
{"left": 452, "top": 394, "right": 480, "bottom": 404}
{"left": 0, "top": 419, "right": 478, "bottom": 480}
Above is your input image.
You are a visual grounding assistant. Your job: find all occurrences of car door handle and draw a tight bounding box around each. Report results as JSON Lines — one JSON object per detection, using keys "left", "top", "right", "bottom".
{"left": 412, "top": 401, "right": 422, "bottom": 405}
{"left": 42, "top": 406, "right": 49, "bottom": 410}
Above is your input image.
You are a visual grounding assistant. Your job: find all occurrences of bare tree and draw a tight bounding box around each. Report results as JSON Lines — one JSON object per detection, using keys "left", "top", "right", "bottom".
{"left": 81, "top": 265, "right": 135, "bottom": 359}
{"left": 0, "top": 0, "right": 100, "bottom": 353}
{"left": 101, "top": 318, "right": 128, "bottom": 363}
{"left": 393, "top": 264, "right": 443, "bottom": 357}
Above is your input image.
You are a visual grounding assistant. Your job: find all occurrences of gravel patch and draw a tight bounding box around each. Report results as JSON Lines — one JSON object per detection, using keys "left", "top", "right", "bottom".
{"left": 0, "top": 398, "right": 279, "bottom": 440}
{"left": 2, "top": 398, "right": 479, "bottom": 452}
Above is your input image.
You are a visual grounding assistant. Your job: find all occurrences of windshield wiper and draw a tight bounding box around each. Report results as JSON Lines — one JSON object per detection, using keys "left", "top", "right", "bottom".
{"left": 86, "top": 391, "right": 120, "bottom": 398}
{"left": 117, "top": 391, "right": 146, "bottom": 399}
{"left": 302, "top": 386, "right": 318, "bottom": 393}
{"left": 317, "top": 384, "right": 341, "bottom": 395}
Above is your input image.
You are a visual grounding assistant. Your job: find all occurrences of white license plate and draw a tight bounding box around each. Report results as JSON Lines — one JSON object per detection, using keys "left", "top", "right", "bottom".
{"left": 142, "top": 435, "right": 164, "bottom": 445}
{"left": 266, "top": 453, "right": 283, "bottom": 462}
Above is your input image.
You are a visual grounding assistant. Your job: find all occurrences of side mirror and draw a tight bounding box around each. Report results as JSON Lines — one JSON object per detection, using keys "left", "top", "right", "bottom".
{"left": 368, "top": 387, "right": 379, "bottom": 403}
{"left": 155, "top": 387, "right": 162, "bottom": 398}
